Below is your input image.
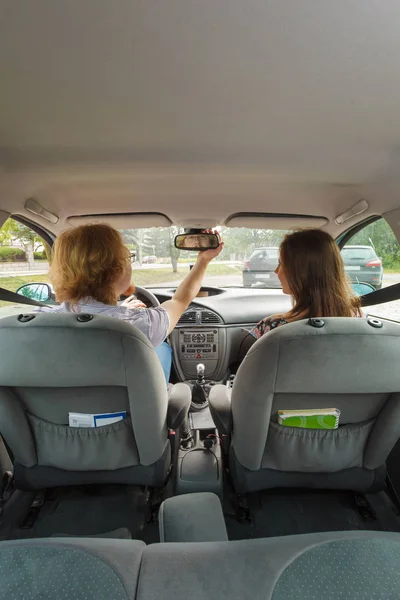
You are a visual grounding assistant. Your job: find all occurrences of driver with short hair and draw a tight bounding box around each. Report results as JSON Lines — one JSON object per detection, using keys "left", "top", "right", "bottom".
{"left": 34, "top": 223, "right": 223, "bottom": 378}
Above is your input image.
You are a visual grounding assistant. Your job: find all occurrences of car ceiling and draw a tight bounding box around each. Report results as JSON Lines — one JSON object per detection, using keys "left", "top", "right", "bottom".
{"left": 1, "top": 1, "right": 400, "bottom": 237}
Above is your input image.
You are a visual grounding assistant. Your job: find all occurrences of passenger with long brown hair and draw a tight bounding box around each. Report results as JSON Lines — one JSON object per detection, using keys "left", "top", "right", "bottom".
{"left": 254, "top": 229, "right": 361, "bottom": 339}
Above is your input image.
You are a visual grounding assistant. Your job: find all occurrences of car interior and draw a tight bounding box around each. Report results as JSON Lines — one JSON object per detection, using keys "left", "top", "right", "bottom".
{"left": 2, "top": 1, "right": 400, "bottom": 598}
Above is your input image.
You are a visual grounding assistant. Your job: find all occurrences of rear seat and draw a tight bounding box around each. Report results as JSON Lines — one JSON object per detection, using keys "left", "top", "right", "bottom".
{"left": 1, "top": 530, "right": 400, "bottom": 599}
{"left": 0, "top": 537, "right": 144, "bottom": 599}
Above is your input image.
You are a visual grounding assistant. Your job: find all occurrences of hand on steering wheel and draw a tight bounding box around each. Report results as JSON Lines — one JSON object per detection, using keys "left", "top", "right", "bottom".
{"left": 120, "top": 285, "right": 161, "bottom": 309}
{"left": 121, "top": 295, "right": 147, "bottom": 309}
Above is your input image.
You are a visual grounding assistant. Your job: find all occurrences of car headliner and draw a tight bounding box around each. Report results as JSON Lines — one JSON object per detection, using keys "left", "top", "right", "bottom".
{"left": 1, "top": 1, "right": 400, "bottom": 239}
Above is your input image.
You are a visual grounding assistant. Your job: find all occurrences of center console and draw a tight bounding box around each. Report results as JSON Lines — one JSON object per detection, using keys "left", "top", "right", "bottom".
{"left": 177, "top": 328, "right": 220, "bottom": 377}
{"left": 174, "top": 425, "right": 222, "bottom": 496}
{"left": 179, "top": 329, "right": 219, "bottom": 360}
{"left": 172, "top": 326, "right": 228, "bottom": 379}
{"left": 173, "top": 364, "right": 224, "bottom": 497}
{"left": 170, "top": 304, "right": 228, "bottom": 380}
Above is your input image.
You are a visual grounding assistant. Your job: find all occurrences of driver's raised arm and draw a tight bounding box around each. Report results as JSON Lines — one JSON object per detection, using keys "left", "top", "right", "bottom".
{"left": 161, "top": 237, "right": 224, "bottom": 333}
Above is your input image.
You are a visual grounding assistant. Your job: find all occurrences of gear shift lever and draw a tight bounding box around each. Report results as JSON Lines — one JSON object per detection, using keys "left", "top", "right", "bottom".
{"left": 196, "top": 363, "right": 205, "bottom": 385}
{"left": 191, "top": 363, "right": 208, "bottom": 409}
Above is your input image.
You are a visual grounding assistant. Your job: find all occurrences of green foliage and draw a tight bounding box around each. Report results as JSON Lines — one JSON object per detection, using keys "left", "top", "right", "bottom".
{"left": 0, "top": 219, "right": 40, "bottom": 246}
{"left": 121, "top": 227, "right": 183, "bottom": 272}
{"left": 0, "top": 247, "right": 26, "bottom": 262}
{"left": 34, "top": 250, "right": 47, "bottom": 260}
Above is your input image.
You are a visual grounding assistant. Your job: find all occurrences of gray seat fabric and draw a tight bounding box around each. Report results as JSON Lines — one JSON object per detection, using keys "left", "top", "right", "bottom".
{"left": 209, "top": 317, "right": 400, "bottom": 493}
{"left": 0, "top": 537, "right": 144, "bottom": 600}
{"left": 272, "top": 537, "right": 400, "bottom": 600}
{"left": 137, "top": 531, "right": 400, "bottom": 600}
{"left": 159, "top": 492, "right": 228, "bottom": 542}
{"left": 2, "top": 530, "right": 400, "bottom": 599}
{"left": 0, "top": 313, "right": 189, "bottom": 490}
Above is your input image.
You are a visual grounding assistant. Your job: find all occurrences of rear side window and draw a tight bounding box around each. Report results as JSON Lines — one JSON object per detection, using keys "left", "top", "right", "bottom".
{"left": 342, "top": 218, "right": 400, "bottom": 322}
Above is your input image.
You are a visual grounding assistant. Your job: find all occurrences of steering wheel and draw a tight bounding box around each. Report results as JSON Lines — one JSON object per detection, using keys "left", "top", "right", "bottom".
{"left": 133, "top": 285, "right": 160, "bottom": 308}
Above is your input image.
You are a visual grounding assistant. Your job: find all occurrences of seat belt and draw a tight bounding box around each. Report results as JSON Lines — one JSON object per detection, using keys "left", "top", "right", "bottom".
{"left": 361, "top": 283, "right": 400, "bottom": 307}
{"left": 0, "top": 286, "right": 48, "bottom": 308}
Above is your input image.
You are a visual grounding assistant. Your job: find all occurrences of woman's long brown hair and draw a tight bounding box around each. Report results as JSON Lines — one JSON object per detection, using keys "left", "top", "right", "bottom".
{"left": 280, "top": 229, "right": 361, "bottom": 320}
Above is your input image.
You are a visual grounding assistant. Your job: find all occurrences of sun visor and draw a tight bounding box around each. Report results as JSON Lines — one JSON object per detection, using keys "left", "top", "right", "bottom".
{"left": 25, "top": 198, "right": 59, "bottom": 224}
{"left": 67, "top": 212, "right": 172, "bottom": 228}
{"left": 224, "top": 213, "right": 329, "bottom": 229}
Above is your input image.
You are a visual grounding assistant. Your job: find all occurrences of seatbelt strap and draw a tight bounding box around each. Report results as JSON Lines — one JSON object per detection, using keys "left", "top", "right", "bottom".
{"left": 361, "top": 283, "right": 400, "bottom": 307}
{"left": 0, "top": 286, "right": 47, "bottom": 308}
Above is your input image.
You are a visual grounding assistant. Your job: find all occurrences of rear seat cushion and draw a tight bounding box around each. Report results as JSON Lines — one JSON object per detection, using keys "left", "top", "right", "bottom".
{"left": 273, "top": 537, "right": 400, "bottom": 599}
{"left": 0, "top": 538, "right": 144, "bottom": 600}
{"left": 137, "top": 531, "right": 400, "bottom": 600}
{"left": 2, "top": 530, "right": 400, "bottom": 599}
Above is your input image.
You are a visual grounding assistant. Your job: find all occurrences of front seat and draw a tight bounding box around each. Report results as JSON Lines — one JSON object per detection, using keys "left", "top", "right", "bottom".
{"left": 0, "top": 313, "right": 190, "bottom": 490}
{"left": 209, "top": 317, "right": 400, "bottom": 494}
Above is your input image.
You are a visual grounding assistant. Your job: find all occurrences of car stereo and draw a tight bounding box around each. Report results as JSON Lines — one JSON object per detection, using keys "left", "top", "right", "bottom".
{"left": 179, "top": 329, "right": 218, "bottom": 360}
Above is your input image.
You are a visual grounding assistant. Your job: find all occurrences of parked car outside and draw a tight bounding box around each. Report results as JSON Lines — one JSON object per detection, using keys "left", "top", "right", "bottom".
{"left": 242, "top": 247, "right": 280, "bottom": 288}
{"left": 142, "top": 255, "right": 157, "bottom": 264}
{"left": 341, "top": 245, "right": 383, "bottom": 290}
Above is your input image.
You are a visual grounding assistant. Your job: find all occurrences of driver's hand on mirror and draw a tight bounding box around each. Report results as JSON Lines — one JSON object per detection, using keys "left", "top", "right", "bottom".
{"left": 121, "top": 295, "right": 146, "bottom": 309}
{"left": 197, "top": 229, "right": 224, "bottom": 263}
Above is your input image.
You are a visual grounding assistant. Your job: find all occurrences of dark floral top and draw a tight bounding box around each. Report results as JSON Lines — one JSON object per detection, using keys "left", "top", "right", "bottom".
{"left": 254, "top": 312, "right": 363, "bottom": 339}
{"left": 254, "top": 316, "right": 288, "bottom": 339}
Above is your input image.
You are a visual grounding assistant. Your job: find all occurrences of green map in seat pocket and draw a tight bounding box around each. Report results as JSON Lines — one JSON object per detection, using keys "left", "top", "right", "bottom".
{"left": 278, "top": 409, "right": 340, "bottom": 430}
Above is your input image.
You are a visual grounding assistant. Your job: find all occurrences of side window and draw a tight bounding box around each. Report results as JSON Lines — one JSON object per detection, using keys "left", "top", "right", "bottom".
{"left": 0, "top": 217, "right": 51, "bottom": 320}
{"left": 341, "top": 218, "right": 400, "bottom": 322}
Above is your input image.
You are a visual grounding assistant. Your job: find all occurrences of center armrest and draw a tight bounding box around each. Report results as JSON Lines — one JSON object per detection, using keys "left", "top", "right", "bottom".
{"left": 167, "top": 383, "right": 191, "bottom": 430}
{"left": 208, "top": 384, "right": 232, "bottom": 436}
{"left": 159, "top": 492, "right": 228, "bottom": 542}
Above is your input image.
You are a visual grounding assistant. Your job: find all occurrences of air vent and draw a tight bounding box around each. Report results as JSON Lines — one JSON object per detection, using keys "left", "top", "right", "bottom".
{"left": 200, "top": 311, "right": 222, "bottom": 324}
{"left": 178, "top": 311, "right": 197, "bottom": 325}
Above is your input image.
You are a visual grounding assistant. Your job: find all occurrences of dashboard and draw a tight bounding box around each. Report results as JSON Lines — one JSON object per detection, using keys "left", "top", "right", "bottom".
{"left": 142, "top": 286, "right": 291, "bottom": 381}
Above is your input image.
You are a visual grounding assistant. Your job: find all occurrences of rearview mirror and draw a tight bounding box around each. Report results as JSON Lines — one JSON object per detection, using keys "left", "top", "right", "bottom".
{"left": 174, "top": 232, "right": 219, "bottom": 251}
{"left": 16, "top": 283, "right": 53, "bottom": 303}
{"left": 352, "top": 282, "right": 376, "bottom": 296}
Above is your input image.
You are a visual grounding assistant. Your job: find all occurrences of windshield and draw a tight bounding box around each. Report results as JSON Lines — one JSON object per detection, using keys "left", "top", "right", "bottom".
{"left": 120, "top": 227, "right": 288, "bottom": 289}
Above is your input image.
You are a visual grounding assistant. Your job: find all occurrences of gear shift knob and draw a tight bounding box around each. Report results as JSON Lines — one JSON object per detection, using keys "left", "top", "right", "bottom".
{"left": 192, "top": 363, "right": 208, "bottom": 409}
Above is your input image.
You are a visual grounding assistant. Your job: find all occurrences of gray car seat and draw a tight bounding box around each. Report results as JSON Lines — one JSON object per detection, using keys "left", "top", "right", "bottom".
{"left": 139, "top": 530, "right": 400, "bottom": 600}
{"left": 2, "top": 530, "right": 400, "bottom": 599}
{"left": 0, "top": 313, "right": 190, "bottom": 490}
{"left": 209, "top": 317, "right": 400, "bottom": 493}
{"left": 0, "top": 537, "right": 144, "bottom": 600}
